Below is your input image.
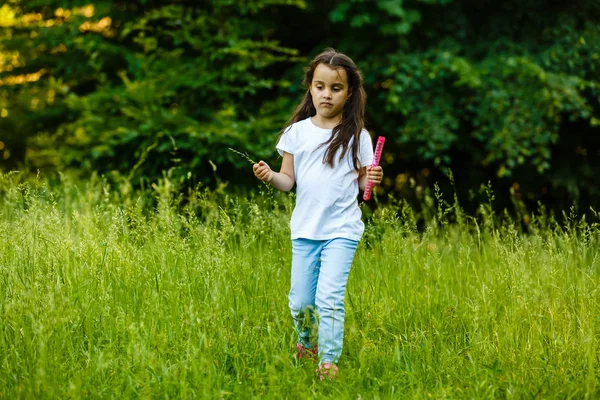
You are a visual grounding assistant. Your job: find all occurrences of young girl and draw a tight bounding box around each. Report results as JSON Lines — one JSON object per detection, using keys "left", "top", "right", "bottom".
{"left": 252, "top": 48, "right": 383, "bottom": 379}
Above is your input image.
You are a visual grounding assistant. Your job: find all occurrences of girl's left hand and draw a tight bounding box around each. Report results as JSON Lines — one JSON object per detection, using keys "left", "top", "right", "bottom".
{"left": 367, "top": 166, "right": 384, "bottom": 186}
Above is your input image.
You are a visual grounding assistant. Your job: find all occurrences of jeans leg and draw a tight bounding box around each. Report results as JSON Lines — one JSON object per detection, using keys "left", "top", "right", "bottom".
{"left": 289, "top": 238, "right": 321, "bottom": 348}
{"left": 315, "top": 238, "right": 359, "bottom": 364}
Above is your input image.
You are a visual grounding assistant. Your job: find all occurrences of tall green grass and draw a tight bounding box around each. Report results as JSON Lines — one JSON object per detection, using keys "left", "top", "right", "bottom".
{"left": 1, "top": 171, "right": 599, "bottom": 399}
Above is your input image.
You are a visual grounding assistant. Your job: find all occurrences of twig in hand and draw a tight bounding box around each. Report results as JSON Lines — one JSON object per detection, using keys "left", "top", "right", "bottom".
{"left": 228, "top": 148, "right": 256, "bottom": 165}
{"left": 228, "top": 147, "right": 273, "bottom": 198}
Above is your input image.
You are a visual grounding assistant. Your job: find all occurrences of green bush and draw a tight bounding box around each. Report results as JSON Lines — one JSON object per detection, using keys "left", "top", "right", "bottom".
{"left": 1, "top": 0, "right": 599, "bottom": 209}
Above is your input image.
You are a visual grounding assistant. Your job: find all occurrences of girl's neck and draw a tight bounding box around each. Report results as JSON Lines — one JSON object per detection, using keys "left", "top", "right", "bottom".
{"left": 311, "top": 115, "right": 341, "bottom": 130}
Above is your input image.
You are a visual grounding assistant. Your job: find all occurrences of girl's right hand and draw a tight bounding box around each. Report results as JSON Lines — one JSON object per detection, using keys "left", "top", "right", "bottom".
{"left": 253, "top": 160, "right": 273, "bottom": 182}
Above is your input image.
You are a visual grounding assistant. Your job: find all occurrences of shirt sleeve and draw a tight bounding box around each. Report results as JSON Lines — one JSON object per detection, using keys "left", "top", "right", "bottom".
{"left": 276, "top": 125, "right": 295, "bottom": 156}
{"left": 358, "top": 129, "right": 374, "bottom": 168}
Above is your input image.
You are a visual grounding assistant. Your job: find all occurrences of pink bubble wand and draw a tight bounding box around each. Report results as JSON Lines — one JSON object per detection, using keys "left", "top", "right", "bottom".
{"left": 363, "top": 136, "right": 385, "bottom": 201}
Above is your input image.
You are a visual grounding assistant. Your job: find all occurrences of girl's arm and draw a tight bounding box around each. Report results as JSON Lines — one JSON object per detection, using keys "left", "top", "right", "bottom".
{"left": 358, "top": 166, "right": 384, "bottom": 191}
{"left": 253, "top": 152, "right": 295, "bottom": 192}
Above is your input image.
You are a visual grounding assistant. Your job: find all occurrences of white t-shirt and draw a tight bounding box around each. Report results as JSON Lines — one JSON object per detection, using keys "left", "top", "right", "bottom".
{"left": 276, "top": 117, "right": 374, "bottom": 241}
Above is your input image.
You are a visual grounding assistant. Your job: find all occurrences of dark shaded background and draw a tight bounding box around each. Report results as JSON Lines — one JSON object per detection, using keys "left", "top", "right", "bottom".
{"left": 1, "top": 0, "right": 599, "bottom": 216}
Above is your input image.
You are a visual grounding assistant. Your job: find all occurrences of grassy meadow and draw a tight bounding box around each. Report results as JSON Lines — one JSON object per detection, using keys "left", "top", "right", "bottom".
{"left": 1, "top": 171, "right": 599, "bottom": 399}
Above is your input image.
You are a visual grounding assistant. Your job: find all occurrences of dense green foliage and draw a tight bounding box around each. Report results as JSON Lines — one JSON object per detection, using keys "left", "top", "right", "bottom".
{"left": 1, "top": 172, "right": 599, "bottom": 398}
{"left": 0, "top": 0, "right": 305, "bottom": 184}
{"left": 1, "top": 0, "right": 599, "bottom": 210}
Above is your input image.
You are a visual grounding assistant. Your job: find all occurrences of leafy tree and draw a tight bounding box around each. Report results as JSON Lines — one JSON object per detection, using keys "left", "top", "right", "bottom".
{"left": 1, "top": 0, "right": 599, "bottom": 212}
{"left": 323, "top": 0, "right": 600, "bottom": 210}
{"left": 1, "top": 0, "right": 305, "bottom": 185}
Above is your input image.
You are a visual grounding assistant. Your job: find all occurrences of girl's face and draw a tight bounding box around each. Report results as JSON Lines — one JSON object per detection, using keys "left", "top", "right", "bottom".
{"left": 309, "top": 63, "right": 351, "bottom": 122}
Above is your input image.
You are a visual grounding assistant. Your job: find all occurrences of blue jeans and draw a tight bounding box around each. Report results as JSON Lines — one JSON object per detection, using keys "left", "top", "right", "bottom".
{"left": 288, "top": 237, "right": 359, "bottom": 364}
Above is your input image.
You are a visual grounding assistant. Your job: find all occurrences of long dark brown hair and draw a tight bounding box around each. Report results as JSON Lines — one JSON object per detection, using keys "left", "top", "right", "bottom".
{"left": 280, "top": 48, "right": 367, "bottom": 171}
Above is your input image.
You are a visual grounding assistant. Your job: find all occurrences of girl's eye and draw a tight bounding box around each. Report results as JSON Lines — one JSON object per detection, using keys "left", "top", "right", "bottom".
{"left": 333, "top": 88, "right": 341, "bottom": 92}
